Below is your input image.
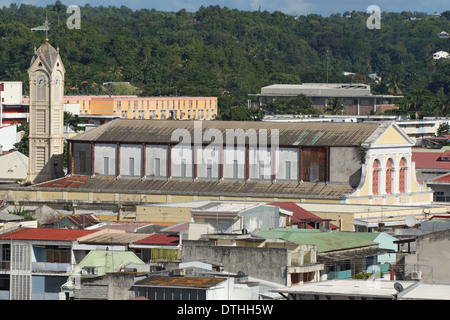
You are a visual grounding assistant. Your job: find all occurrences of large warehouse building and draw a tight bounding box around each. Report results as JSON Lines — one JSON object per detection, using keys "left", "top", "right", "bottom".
{"left": 250, "top": 83, "right": 402, "bottom": 116}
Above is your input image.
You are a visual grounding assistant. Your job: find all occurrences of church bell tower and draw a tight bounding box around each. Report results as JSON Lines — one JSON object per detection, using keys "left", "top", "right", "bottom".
{"left": 27, "top": 41, "right": 65, "bottom": 184}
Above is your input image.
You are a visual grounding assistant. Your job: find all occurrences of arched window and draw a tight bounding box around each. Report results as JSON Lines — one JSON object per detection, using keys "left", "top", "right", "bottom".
{"left": 372, "top": 159, "right": 380, "bottom": 195}
{"left": 399, "top": 158, "right": 407, "bottom": 193}
{"left": 386, "top": 159, "right": 394, "bottom": 194}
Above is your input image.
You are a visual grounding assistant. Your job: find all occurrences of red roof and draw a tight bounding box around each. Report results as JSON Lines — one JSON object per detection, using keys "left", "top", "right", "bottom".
{"left": 268, "top": 202, "right": 327, "bottom": 223}
{"left": 412, "top": 151, "right": 450, "bottom": 170}
{"left": 268, "top": 202, "right": 338, "bottom": 229}
{"left": 430, "top": 172, "right": 450, "bottom": 183}
{"left": 134, "top": 233, "right": 179, "bottom": 245}
{"left": 0, "top": 227, "right": 97, "bottom": 241}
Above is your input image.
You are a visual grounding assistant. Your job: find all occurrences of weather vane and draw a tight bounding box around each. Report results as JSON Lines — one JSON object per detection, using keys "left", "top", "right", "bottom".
{"left": 30, "top": 15, "right": 50, "bottom": 42}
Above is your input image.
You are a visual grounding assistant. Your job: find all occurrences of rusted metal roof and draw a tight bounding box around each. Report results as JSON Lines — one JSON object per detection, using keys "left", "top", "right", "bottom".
{"left": 63, "top": 214, "right": 100, "bottom": 228}
{"left": 68, "top": 119, "right": 381, "bottom": 147}
{"left": 33, "top": 175, "right": 354, "bottom": 200}
{"left": 134, "top": 275, "right": 225, "bottom": 289}
{"left": 76, "top": 229, "right": 150, "bottom": 245}
{"left": 33, "top": 175, "right": 90, "bottom": 188}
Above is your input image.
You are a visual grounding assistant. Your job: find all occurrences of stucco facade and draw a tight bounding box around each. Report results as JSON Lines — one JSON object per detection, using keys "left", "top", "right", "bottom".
{"left": 27, "top": 42, "right": 65, "bottom": 184}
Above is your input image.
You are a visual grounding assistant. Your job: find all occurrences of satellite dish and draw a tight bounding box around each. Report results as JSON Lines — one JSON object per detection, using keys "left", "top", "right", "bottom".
{"left": 394, "top": 282, "right": 404, "bottom": 293}
{"left": 405, "top": 215, "right": 417, "bottom": 227}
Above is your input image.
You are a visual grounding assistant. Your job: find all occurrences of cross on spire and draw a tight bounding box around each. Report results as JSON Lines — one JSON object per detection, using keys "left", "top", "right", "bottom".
{"left": 30, "top": 15, "right": 50, "bottom": 41}
{"left": 44, "top": 15, "right": 50, "bottom": 41}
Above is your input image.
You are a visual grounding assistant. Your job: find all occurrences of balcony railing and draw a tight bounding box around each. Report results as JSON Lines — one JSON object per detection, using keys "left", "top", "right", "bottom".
{"left": 32, "top": 262, "right": 72, "bottom": 273}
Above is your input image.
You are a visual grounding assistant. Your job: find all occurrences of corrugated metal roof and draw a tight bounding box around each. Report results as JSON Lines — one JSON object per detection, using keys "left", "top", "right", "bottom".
{"left": 134, "top": 275, "right": 225, "bottom": 289}
{"left": 76, "top": 229, "right": 150, "bottom": 245}
{"left": 0, "top": 151, "right": 28, "bottom": 182}
{"left": 74, "top": 250, "right": 145, "bottom": 277}
{"left": 257, "top": 228, "right": 377, "bottom": 253}
{"left": 134, "top": 233, "right": 179, "bottom": 245}
{"left": 68, "top": 119, "right": 381, "bottom": 147}
{"left": 63, "top": 214, "right": 100, "bottom": 228}
{"left": 89, "top": 221, "right": 151, "bottom": 232}
{"left": 33, "top": 175, "right": 354, "bottom": 199}
{"left": 0, "top": 227, "right": 96, "bottom": 241}
{"left": 34, "top": 175, "right": 90, "bottom": 188}
{"left": 412, "top": 150, "right": 450, "bottom": 170}
{"left": 0, "top": 211, "right": 24, "bottom": 222}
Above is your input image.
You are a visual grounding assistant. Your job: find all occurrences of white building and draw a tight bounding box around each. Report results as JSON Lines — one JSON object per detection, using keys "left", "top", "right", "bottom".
{"left": 0, "top": 124, "right": 20, "bottom": 152}
{"left": 433, "top": 51, "right": 449, "bottom": 60}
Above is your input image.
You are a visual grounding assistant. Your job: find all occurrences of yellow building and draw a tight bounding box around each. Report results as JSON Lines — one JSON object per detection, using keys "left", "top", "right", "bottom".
{"left": 63, "top": 95, "right": 218, "bottom": 120}
{"left": 345, "top": 122, "right": 432, "bottom": 206}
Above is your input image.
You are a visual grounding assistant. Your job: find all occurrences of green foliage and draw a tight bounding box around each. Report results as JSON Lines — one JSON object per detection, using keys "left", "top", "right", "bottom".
{"left": 325, "top": 97, "right": 345, "bottom": 115}
{"left": 354, "top": 270, "right": 383, "bottom": 279}
{"left": 217, "top": 106, "right": 264, "bottom": 121}
{"left": 9, "top": 207, "right": 35, "bottom": 221}
{"left": 106, "top": 82, "right": 142, "bottom": 95}
{"left": 266, "top": 94, "right": 319, "bottom": 115}
{"left": 64, "top": 111, "right": 85, "bottom": 132}
{"left": 437, "top": 123, "right": 450, "bottom": 136}
{"left": 0, "top": 3, "right": 449, "bottom": 118}
{"left": 13, "top": 121, "right": 29, "bottom": 157}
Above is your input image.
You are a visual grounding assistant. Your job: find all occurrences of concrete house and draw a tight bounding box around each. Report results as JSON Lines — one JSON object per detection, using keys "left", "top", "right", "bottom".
{"left": 133, "top": 274, "right": 242, "bottom": 300}
{"left": 257, "top": 228, "right": 393, "bottom": 280}
{"left": 129, "top": 233, "right": 181, "bottom": 271}
{"left": 66, "top": 250, "right": 146, "bottom": 300}
{"left": 0, "top": 227, "right": 97, "bottom": 300}
{"left": 51, "top": 213, "right": 101, "bottom": 229}
{"left": 181, "top": 235, "right": 324, "bottom": 287}
{"left": 395, "top": 227, "right": 450, "bottom": 284}
{"left": 190, "top": 201, "right": 280, "bottom": 233}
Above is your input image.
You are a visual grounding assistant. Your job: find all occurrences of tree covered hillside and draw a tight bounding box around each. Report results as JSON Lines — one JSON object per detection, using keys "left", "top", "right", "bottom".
{"left": 0, "top": 3, "right": 449, "bottom": 118}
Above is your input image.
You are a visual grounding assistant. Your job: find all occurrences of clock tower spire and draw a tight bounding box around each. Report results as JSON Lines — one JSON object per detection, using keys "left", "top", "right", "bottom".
{"left": 26, "top": 42, "right": 65, "bottom": 184}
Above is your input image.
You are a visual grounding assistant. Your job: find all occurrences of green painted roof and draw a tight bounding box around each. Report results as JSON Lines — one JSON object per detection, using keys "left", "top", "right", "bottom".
{"left": 339, "top": 231, "right": 379, "bottom": 242}
{"left": 73, "top": 250, "right": 145, "bottom": 277}
{"left": 257, "top": 228, "right": 378, "bottom": 253}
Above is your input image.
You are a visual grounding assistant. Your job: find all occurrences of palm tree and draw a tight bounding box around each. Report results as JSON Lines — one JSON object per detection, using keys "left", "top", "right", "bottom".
{"left": 51, "top": 0, "right": 66, "bottom": 24}
{"left": 400, "top": 89, "right": 435, "bottom": 119}
{"left": 385, "top": 75, "right": 405, "bottom": 96}
{"left": 325, "top": 97, "right": 344, "bottom": 115}
{"left": 436, "top": 90, "right": 450, "bottom": 116}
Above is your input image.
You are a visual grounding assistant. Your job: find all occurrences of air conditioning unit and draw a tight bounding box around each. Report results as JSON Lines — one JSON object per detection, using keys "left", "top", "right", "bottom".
{"left": 412, "top": 271, "right": 422, "bottom": 280}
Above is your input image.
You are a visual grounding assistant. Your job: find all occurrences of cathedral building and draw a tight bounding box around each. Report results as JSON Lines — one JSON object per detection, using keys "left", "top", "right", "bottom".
{"left": 56, "top": 119, "right": 432, "bottom": 206}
